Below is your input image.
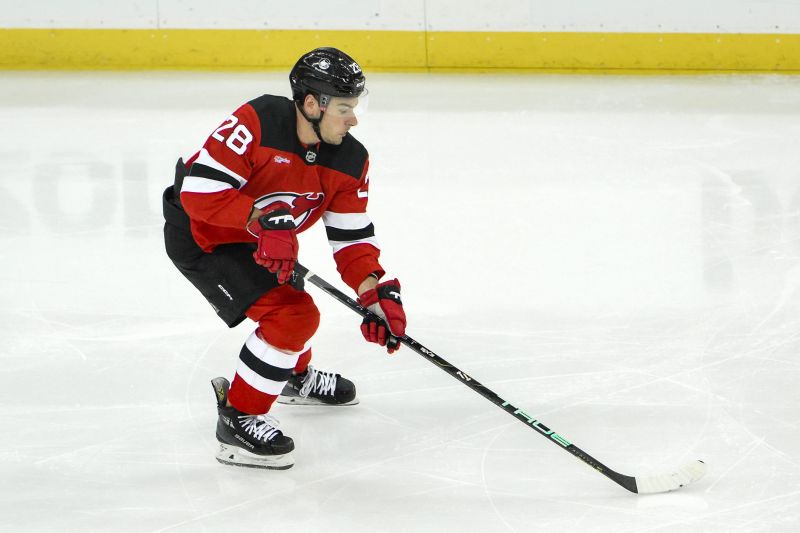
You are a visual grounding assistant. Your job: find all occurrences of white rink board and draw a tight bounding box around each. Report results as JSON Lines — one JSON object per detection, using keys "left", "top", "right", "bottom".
{"left": 427, "top": 0, "right": 800, "bottom": 33}
{"left": 1, "top": 0, "right": 798, "bottom": 32}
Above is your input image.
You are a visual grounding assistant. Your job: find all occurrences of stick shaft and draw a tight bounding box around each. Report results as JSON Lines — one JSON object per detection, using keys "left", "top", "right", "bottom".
{"left": 294, "top": 264, "right": 638, "bottom": 493}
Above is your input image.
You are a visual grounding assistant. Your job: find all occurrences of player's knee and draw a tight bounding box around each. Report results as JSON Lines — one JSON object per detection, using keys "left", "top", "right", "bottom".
{"left": 257, "top": 294, "right": 320, "bottom": 352}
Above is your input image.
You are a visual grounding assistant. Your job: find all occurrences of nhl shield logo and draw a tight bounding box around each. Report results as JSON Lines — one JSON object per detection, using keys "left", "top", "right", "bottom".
{"left": 305, "top": 150, "right": 317, "bottom": 163}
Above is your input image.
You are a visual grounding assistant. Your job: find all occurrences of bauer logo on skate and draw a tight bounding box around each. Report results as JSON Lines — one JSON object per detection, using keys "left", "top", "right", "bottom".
{"left": 235, "top": 434, "right": 255, "bottom": 449}
{"left": 253, "top": 192, "right": 325, "bottom": 229}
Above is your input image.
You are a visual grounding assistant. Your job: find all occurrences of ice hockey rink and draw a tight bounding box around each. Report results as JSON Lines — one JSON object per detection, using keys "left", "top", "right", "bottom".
{"left": 1, "top": 70, "right": 799, "bottom": 532}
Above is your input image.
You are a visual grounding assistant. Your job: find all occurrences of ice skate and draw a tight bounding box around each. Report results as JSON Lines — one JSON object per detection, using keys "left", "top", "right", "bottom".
{"left": 211, "top": 377, "right": 295, "bottom": 469}
{"left": 277, "top": 365, "right": 358, "bottom": 406}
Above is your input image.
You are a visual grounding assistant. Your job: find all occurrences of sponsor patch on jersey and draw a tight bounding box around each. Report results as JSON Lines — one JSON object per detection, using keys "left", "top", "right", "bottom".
{"left": 253, "top": 192, "right": 326, "bottom": 229}
{"left": 273, "top": 155, "right": 291, "bottom": 165}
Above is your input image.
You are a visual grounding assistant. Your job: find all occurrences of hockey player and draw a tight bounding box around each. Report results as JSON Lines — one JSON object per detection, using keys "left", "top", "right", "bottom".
{"left": 161, "top": 47, "right": 407, "bottom": 469}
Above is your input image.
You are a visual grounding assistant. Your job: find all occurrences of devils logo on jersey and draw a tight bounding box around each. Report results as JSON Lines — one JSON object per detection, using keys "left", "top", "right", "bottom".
{"left": 253, "top": 192, "right": 325, "bottom": 229}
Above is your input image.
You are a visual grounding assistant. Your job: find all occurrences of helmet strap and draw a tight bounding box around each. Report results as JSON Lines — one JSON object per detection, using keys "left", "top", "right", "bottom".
{"left": 296, "top": 93, "right": 329, "bottom": 143}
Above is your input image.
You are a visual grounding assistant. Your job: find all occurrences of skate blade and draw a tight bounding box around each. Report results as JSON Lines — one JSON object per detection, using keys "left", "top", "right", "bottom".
{"left": 215, "top": 443, "right": 294, "bottom": 470}
{"left": 276, "top": 395, "right": 359, "bottom": 406}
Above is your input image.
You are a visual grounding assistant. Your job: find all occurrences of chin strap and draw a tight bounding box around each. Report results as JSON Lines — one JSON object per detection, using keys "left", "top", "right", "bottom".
{"left": 296, "top": 95, "right": 329, "bottom": 142}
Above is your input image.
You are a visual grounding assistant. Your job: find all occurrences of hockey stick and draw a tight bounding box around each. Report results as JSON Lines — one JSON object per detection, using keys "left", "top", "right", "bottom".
{"left": 293, "top": 263, "right": 706, "bottom": 494}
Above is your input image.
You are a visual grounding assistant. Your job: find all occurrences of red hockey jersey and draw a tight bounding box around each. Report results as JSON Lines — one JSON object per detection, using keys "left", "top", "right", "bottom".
{"left": 179, "top": 94, "right": 383, "bottom": 292}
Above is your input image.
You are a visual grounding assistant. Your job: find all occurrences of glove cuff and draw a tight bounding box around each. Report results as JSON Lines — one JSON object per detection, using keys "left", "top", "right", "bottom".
{"left": 357, "top": 289, "right": 379, "bottom": 308}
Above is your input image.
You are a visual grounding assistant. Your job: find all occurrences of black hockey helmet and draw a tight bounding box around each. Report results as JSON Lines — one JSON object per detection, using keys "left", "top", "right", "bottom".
{"left": 289, "top": 47, "right": 366, "bottom": 103}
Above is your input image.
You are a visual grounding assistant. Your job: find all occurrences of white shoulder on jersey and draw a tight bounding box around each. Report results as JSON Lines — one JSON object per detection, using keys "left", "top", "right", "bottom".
{"left": 182, "top": 149, "right": 249, "bottom": 194}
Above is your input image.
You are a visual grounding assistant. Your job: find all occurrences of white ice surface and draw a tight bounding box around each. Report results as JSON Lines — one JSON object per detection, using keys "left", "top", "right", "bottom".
{"left": 1, "top": 71, "right": 799, "bottom": 532}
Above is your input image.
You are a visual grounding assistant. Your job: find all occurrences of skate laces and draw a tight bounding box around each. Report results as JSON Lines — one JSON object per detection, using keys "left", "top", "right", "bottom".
{"left": 240, "top": 414, "right": 282, "bottom": 442}
{"left": 299, "top": 365, "right": 338, "bottom": 398}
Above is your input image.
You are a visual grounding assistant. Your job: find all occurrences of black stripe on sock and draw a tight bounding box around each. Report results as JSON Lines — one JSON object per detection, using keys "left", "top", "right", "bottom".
{"left": 239, "top": 345, "right": 294, "bottom": 383}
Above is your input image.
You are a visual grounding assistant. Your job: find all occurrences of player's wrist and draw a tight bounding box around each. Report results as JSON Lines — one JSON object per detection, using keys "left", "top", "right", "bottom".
{"left": 357, "top": 274, "right": 379, "bottom": 296}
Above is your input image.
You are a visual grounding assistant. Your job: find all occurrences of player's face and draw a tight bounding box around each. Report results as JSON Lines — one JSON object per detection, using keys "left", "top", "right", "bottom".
{"left": 319, "top": 96, "right": 360, "bottom": 145}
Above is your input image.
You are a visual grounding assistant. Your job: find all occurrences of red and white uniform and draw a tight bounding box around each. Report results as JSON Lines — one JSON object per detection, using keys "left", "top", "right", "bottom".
{"left": 180, "top": 94, "right": 384, "bottom": 292}
{"left": 179, "top": 94, "right": 384, "bottom": 414}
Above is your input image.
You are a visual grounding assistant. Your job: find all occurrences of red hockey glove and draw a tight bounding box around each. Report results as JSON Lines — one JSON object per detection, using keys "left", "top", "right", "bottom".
{"left": 247, "top": 203, "right": 299, "bottom": 285}
{"left": 357, "top": 279, "right": 406, "bottom": 354}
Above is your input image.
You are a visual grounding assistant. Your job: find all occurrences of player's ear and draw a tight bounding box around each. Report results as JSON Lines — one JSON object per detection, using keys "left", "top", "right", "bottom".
{"left": 303, "top": 94, "right": 319, "bottom": 116}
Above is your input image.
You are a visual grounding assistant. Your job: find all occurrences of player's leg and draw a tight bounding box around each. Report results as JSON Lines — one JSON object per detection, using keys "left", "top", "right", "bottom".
{"left": 164, "top": 214, "right": 354, "bottom": 469}
{"left": 211, "top": 375, "right": 294, "bottom": 469}
{"left": 238, "top": 287, "right": 358, "bottom": 407}
{"left": 228, "top": 284, "right": 321, "bottom": 413}
{"left": 165, "top": 218, "right": 301, "bottom": 467}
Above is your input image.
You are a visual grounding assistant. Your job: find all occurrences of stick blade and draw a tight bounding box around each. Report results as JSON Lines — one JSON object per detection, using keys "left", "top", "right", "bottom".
{"left": 634, "top": 460, "right": 707, "bottom": 494}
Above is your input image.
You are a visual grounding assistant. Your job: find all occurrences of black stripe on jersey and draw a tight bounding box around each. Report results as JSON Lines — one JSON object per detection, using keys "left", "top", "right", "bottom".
{"left": 238, "top": 345, "right": 294, "bottom": 383}
{"left": 248, "top": 94, "right": 368, "bottom": 180}
{"left": 314, "top": 136, "right": 368, "bottom": 180}
{"left": 188, "top": 163, "right": 242, "bottom": 190}
{"left": 325, "top": 223, "right": 375, "bottom": 242}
